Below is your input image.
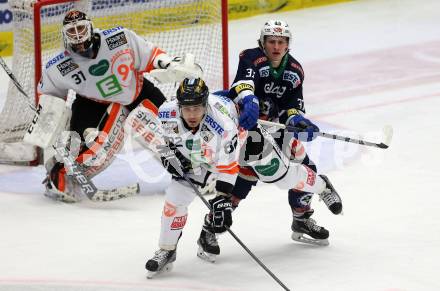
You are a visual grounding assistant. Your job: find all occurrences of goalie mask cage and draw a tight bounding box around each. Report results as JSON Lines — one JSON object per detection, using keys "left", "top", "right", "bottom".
{"left": 0, "top": 0, "right": 229, "bottom": 165}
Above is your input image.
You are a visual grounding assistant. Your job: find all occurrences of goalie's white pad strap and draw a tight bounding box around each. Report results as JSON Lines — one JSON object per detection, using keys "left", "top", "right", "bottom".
{"left": 149, "top": 53, "right": 202, "bottom": 84}
{"left": 23, "top": 94, "right": 70, "bottom": 149}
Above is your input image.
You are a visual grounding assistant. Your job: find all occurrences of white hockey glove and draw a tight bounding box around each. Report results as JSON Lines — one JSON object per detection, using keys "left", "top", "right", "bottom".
{"left": 149, "top": 53, "right": 202, "bottom": 84}
{"left": 23, "top": 94, "right": 71, "bottom": 149}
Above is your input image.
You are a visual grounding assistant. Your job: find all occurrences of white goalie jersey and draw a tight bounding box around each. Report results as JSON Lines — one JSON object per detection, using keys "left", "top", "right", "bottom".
{"left": 158, "top": 94, "right": 242, "bottom": 187}
{"left": 38, "top": 26, "right": 163, "bottom": 104}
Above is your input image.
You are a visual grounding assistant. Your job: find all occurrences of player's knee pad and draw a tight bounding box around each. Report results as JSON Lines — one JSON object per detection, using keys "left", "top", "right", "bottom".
{"left": 78, "top": 103, "right": 128, "bottom": 177}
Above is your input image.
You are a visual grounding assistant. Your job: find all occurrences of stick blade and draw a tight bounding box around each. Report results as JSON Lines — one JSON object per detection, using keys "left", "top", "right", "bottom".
{"left": 381, "top": 125, "right": 393, "bottom": 148}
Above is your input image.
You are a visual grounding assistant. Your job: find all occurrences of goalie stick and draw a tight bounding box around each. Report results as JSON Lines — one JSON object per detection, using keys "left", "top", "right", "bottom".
{"left": 1, "top": 57, "right": 139, "bottom": 201}
{"left": 258, "top": 119, "right": 393, "bottom": 149}
{"left": 136, "top": 111, "right": 291, "bottom": 291}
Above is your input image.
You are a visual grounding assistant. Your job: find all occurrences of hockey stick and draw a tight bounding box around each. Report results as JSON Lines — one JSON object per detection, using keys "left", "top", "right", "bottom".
{"left": 258, "top": 119, "right": 393, "bottom": 149}
{"left": 0, "top": 56, "right": 37, "bottom": 112}
{"left": 148, "top": 136, "right": 290, "bottom": 290}
{"left": 158, "top": 147, "right": 291, "bottom": 291}
{"left": 1, "top": 57, "right": 139, "bottom": 201}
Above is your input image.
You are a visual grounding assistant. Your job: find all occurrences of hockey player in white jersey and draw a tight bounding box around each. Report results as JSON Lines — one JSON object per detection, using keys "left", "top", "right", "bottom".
{"left": 145, "top": 78, "right": 241, "bottom": 277}
{"left": 33, "top": 10, "right": 201, "bottom": 202}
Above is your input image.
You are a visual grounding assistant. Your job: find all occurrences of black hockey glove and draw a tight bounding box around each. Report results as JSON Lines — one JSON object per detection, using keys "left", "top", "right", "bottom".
{"left": 209, "top": 195, "right": 233, "bottom": 233}
{"left": 160, "top": 146, "right": 192, "bottom": 179}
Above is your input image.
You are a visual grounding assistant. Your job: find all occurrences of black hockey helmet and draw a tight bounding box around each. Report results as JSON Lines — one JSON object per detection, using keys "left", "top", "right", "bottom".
{"left": 176, "top": 78, "right": 209, "bottom": 107}
{"left": 62, "top": 10, "right": 94, "bottom": 56}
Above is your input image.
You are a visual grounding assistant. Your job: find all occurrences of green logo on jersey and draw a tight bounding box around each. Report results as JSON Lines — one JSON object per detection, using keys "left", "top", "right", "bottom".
{"left": 186, "top": 139, "right": 201, "bottom": 150}
{"left": 96, "top": 75, "right": 122, "bottom": 98}
{"left": 255, "top": 158, "right": 280, "bottom": 176}
{"left": 89, "top": 60, "right": 109, "bottom": 76}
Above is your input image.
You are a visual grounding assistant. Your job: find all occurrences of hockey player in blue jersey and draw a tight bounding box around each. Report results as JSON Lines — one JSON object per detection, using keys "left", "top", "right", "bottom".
{"left": 196, "top": 20, "right": 342, "bottom": 260}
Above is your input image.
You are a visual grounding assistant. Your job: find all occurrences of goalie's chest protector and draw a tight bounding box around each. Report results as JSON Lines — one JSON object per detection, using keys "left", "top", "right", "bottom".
{"left": 47, "top": 27, "right": 144, "bottom": 105}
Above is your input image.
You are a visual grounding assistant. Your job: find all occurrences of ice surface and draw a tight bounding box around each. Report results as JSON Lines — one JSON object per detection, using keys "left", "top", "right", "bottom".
{"left": 1, "top": 0, "right": 440, "bottom": 290}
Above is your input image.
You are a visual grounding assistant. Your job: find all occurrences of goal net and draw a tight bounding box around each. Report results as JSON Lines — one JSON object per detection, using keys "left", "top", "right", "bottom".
{"left": 0, "top": 0, "right": 228, "bottom": 164}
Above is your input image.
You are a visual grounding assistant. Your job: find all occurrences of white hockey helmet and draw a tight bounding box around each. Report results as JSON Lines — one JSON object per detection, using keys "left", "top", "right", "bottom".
{"left": 259, "top": 20, "right": 292, "bottom": 47}
{"left": 62, "top": 10, "right": 94, "bottom": 56}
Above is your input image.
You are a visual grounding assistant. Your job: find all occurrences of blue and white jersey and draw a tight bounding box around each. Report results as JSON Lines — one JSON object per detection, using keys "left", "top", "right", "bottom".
{"left": 228, "top": 47, "right": 305, "bottom": 123}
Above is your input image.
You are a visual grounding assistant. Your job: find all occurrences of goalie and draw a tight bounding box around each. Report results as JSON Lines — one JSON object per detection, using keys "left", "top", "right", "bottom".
{"left": 31, "top": 10, "right": 201, "bottom": 202}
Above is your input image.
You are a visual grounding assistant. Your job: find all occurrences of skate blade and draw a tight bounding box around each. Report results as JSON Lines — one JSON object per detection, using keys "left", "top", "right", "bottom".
{"left": 197, "top": 246, "right": 216, "bottom": 263}
{"left": 146, "top": 263, "right": 173, "bottom": 279}
{"left": 291, "top": 232, "right": 329, "bottom": 246}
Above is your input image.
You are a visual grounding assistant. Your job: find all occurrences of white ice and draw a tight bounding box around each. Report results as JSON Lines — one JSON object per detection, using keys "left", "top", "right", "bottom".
{"left": 1, "top": 0, "right": 440, "bottom": 290}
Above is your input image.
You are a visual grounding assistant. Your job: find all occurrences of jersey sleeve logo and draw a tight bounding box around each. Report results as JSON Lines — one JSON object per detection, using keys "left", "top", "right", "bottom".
{"left": 205, "top": 115, "right": 224, "bottom": 135}
{"left": 200, "top": 124, "right": 214, "bottom": 142}
{"left": 234, "top": 83, "right": 254, "bottom": 94}
{"left": 102, "top": 26, "right": 123, "bottom": 36}
{"left": 253, "top": 56, "right": 267, "bottom": 66}
{"left": 46, "top": 51, "right": 68, "bottom": 69}
{"left": 158, "top": 109, "right": 177, "bottom": 119}
{"left": 287, "top": 108, "right": 300, "bottom": 117}
{"left": 283, "top": 71, "right": 301, "bottom": 87}
{"left": 259, "top": 66, "right": 270, "bottom": 78}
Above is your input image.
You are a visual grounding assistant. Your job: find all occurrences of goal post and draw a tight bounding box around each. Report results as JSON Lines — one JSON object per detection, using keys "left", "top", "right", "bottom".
{"left": 0, "top": 0, "right": 229, "bottom": 165}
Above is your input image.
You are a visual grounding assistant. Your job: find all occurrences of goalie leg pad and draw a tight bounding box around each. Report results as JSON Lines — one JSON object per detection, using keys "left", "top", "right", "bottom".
{"left": 77, "top": 103, "right": 128, "bottom": 177}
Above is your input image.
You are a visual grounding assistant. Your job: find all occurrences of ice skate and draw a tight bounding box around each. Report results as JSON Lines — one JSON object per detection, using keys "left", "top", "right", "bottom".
{"left": 197, "top": 227, "right": 220, "bottom": 263}
{"left": 145, "top": 249, "right": 176, "bottom": 278}
{"left": 318, "top": 175, "right": 343, "bottom": 215}
{"left": 291, "top": 210, "right": 329, "bottom": 246}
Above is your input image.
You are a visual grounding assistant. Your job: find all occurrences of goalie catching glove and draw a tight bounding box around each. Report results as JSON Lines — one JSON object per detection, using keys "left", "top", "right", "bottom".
{"left": 149, "top": 53, "right": 203, "bottom": 84}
